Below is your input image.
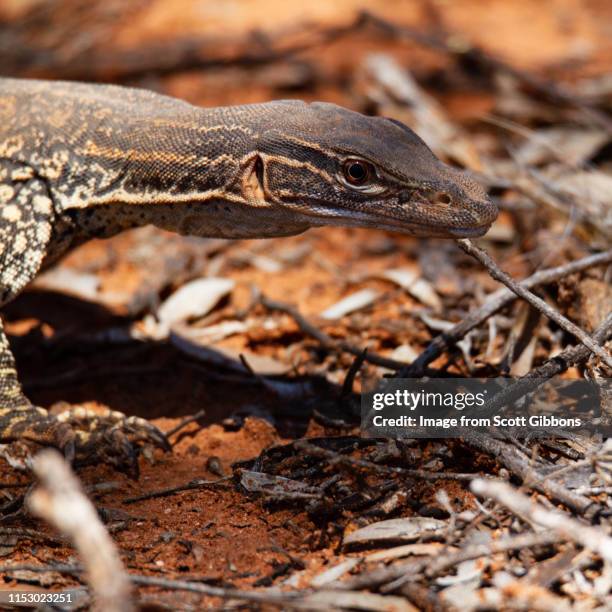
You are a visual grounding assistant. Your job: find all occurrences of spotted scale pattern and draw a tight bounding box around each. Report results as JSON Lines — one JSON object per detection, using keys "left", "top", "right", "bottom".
{"left": 0, "top": 159, "right": 63, "bottom": 442}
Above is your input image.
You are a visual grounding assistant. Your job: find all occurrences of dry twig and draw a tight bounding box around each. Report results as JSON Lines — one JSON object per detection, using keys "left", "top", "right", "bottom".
{"left": 471, "top": 478, "right": 612, "bottom": 563}
{"left": 129, "top": 574, "right": 299, "bottom": 605}
{"left": 334, "top": 529, "right": 560, "bottom": 591}
{"left": 295, "top": 439, "right": 479, "bottom": 481}
{"left": 27, "top": 450, "right": 134, "bottom": 612}
{"left": 400, "top": 249, "right": 612, "bottom": 375}
{"left": 122, "top": 476, "right": 231, "bottom": 505}
{"left": 261, "top": 295, "right": 421, "bottom": 371}
{"left": 456, "top": 239, "right": 612, "bottom": 369}
{"left": 463, "top": 434, "right": 594, "bottom": 515}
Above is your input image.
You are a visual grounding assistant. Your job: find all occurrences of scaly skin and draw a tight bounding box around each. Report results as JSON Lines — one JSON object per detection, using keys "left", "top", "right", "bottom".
{"left": 0, "top": 78, "right": 498, "bottom": 471}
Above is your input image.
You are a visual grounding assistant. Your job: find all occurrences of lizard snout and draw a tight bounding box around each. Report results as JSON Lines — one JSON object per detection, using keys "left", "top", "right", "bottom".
{"left": 436, "top": 167, "right": 499, "bottom": 233}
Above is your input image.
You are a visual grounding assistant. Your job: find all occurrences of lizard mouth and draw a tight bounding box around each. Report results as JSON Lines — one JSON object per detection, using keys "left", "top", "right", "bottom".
{"left": 446, "top": 224, "right": 493, "bottom": 238}
{"left": 301, "top": 206, "right": 495, "bottom": 238}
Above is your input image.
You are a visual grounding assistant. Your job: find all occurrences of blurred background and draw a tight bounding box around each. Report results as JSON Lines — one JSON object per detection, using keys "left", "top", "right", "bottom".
{"left": 2, "top": 0, "right": 611, "bottom": 109}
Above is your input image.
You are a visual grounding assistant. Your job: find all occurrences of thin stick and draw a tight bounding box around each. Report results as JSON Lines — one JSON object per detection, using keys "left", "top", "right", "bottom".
{"left": 261, "top": 295, "right": 427, "bottom": 371}
{"left": 333, "top": 529, "right": 560, "bottom": 591}
{"left": 469, "top": 312, "right": 612, "bottom": 417}
{"left": 456, "top": 240, "right": 612, "bottom": 369}
{"left": 165, "top": 409, "right": 206, "bottom": 440}
{"left": 122, "top": 477, "right": 231, "bottom": 505}
{"left": 463, "top": 434, "right": 593, "bottom": 515}
{"left": 521, "top": 312, "right": 612, "bottom": 378}
{"left": 459, "top": 314, "right": 612, "bottom": 515}
{"left": 129, "top": 574, "right": 298, "bottom": 604}
{"left": 0, "top": 563, "right": 83, "bottom": 574}
{"left": 0, "top": 563, "right": 297, "bottom": 605}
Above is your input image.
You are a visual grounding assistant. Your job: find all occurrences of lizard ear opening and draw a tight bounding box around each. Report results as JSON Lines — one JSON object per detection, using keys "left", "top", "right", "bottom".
{"left": 244, "top": 155, "right": 267, "bottom": 204}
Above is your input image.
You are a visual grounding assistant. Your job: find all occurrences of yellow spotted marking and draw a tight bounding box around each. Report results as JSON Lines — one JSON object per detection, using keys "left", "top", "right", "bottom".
{"left": 33, "top": 195, "right": 53, "bottom": 215}
{"left": 2, "top": 204, "right": 21, "bottom": 222}
{"left": 11, "top": 167, "right": 35, "bottom": 182}
{"left": 0, "top": 185, "right": 15, "bottom": 203}
{"left": 37, "top": 224, "right": 51, "bottom": 242}
{"left": 13, "top": 233, "right": 27, "bottom": 254}
{"left": 41, "top": 150, "right": 69, "bottom": 180}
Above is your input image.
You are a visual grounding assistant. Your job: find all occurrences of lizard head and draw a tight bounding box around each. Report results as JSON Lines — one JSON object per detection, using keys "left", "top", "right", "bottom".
{"left": 246, "top": 101, "right": 497, "bottom": 238}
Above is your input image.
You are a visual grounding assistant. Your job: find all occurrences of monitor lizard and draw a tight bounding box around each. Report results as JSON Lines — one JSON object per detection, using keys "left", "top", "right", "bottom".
{"left": 0, "top": 77, "right": 497, "bottom": 471}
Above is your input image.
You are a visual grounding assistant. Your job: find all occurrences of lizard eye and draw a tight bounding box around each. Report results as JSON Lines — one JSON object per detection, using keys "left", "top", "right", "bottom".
{"left": 342, "top": 159, "right": 373, "bottom": 186}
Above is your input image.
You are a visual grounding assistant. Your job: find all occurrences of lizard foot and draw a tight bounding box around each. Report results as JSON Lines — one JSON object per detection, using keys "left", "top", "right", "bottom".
{"left": 55, "top": 406, "right": 171, "bottom": 476}
{"left": 0, "top": 405, "right": 170, "bottom": 477}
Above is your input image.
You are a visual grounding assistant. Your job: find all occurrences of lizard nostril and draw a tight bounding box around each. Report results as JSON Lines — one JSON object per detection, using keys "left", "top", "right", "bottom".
{"left": 434, "top": 192, "right": 452, "bottom": 205}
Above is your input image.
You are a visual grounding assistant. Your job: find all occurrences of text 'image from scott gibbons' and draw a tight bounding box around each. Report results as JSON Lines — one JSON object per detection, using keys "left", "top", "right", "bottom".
{"left": 362, "top": 377, "right": 611, "bottom": 439}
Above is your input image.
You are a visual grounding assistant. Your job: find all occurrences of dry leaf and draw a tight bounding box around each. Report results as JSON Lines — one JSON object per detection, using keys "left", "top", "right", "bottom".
{"left": 34, "top": 268, "right": 100, "bottom": 301}
{"left": 553, "top": 170, "right": 612, "bottom": 235}
{"left": 157, "top": 277, "right": 234, "bottom": 325}
{"left": 365, "top": 542, "right": 453, "bottom": 562}
{"left": 379, "top": 268, "right": 442, "bottom": 311}
{"left": 389, "top": 344, "right": 420, "bottom": 363}
{"left": 343, "top": 517, "right": 447, "bottom": 548}
{"left": 321, "top": 289, "right": 380, "bottom": 319}
{"left": 173, "top": 320, "right": 250, "bottom": 344}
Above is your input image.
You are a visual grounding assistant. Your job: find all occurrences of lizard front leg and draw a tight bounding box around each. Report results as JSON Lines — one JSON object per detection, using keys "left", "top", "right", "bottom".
{"left": 0, "top": 316, "right": 76, "bottom": 452}
{"left": 0, "top": 160, "right": 168, "bottom": 473}
{"left": 0, "top": 315, "right": 169, "bottom": 473}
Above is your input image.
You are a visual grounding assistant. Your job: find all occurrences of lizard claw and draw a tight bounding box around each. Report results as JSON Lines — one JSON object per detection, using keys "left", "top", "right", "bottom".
{"left": 118, "top": 415, "right": 172, "bottom": 452}
{"left": 62, "top": 435, "right": 76, "bottom": 464}
{"left": 73, "top": 426, "right": 141, "bottom": 478}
